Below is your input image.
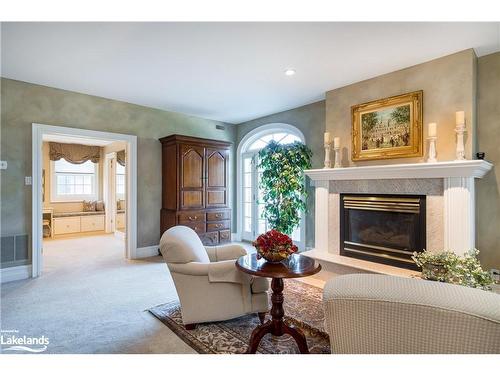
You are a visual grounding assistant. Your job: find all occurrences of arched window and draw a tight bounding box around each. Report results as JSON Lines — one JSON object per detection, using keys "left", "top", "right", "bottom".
{"left": 237, "top": 124, "right": 305, "bottom": 249}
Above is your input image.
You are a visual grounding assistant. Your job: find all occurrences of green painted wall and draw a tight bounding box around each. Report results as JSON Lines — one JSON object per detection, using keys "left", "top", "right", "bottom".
{"left": 236, "top": 101, "right": 326, "bottom": 249}
{"left": 476, "top": 51, "right": 500, "bottom": 270}
{"left": 0, "top": 78, "right": 236, "bottom": 268}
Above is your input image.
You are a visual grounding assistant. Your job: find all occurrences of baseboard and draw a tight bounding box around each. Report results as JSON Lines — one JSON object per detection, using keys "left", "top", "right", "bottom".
{"left": 0, "top": 265, "right": 32, "bottom": 284}
{"left": 135, "top": 245, "right": 160, "bottom": 258}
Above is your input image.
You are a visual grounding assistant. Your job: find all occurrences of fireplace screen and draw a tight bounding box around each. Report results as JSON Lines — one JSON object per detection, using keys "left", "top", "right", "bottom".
{"left": 340, "top": 194, "right": 425, "bottom": 270}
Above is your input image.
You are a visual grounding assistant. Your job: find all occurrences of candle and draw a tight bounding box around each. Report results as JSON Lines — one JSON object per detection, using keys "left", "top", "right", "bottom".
{"left": 456, "top": 111, "right": 465, "bottom": 125}
{"left": 324, "top": 132, "right": 331, "bottom": 144}
{"left": 333, "top": 137, "right": 340, "bottom": 149}
{"left": 428, "top": 122, "right": 437, "bottom": 138}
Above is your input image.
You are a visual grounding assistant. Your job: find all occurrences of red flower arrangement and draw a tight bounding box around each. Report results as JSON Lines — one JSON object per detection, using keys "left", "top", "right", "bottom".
{"left": 253, "top": 229, "right": 298, "bottom": 263}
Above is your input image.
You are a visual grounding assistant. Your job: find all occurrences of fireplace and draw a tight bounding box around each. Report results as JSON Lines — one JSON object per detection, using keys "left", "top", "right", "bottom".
{"left": 340, "top": 194, "right": 426, "bottom": 270}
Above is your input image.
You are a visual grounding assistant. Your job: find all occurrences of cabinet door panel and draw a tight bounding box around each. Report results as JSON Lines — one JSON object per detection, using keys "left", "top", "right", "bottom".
{"left": 205, "top": 148, "right": 228, "bottom": 208}
{"left": 182, "top": 191, "right": 204, "bottom": 209}
{"left": 181, "top": 145, "right": 204, "bottom": 188}
{"left": 207, "top": 150, "right": 226, "bottom": 187}
{"left": 180, "top": 144, "right": 204, "bottom": 209}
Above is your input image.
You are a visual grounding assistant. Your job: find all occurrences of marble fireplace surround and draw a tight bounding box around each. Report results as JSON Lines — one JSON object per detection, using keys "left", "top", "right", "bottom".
{"left": 304, "top": 160, "right": 493, "bottom": 269}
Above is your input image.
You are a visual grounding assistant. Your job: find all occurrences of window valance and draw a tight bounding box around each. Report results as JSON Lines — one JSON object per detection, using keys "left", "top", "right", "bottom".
{"left": 117, "top": 150, "right": 126, "bottom": 166}
{"left": 49, "top": 142, "right": 100, "bottom": 164}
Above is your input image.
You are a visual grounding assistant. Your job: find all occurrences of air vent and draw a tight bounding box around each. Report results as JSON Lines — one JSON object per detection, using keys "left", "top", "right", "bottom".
{"left": 216, "top": 124, "right": 225, "bottom": 131}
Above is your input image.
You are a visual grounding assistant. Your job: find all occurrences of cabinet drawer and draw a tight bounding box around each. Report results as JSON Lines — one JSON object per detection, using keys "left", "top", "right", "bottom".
{"left": 206, "top": 211, "right": 230, "bottom": 221}
{"left": 219, "top": 229, "right": 231, "bottom": 243}
{"left": 81, "top": 215, "right": 105, "bottom": 232}
{"left": 199, "top": 231, "right": 219, "bottom": 246}
{"left": 182, "top": 222, "right": 206, "bottom": 234}
{"left": 178, "top": 211, "right": 205, "bottom": 223}
{"left": 207, "top": 220, "right": 230, "bottom": 232}
{"left": 54, "top": 217, "right": 81, "bottom": 235}
{"left": 116, "top": 213, "right": 126, "bottom": 229}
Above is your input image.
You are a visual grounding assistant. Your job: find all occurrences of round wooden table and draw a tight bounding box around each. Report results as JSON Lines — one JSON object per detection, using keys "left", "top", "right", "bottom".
{"left": 236, "top": 253, "right": 321, "bottom": 354}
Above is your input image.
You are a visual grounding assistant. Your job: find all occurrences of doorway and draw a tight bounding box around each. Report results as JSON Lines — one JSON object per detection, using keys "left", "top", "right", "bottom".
{"left": 32, "top": 123, "right": 137, "bottom": 278}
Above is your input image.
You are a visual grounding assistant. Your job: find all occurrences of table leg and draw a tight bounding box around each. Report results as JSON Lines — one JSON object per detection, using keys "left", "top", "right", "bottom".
{"left": 246, "top": 277, "right": 310, "bottom": 354}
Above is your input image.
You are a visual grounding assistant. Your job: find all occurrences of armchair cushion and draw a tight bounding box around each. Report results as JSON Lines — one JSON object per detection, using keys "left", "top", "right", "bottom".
{"left": 168, "top": 260, "right": 250, "bottom": 284}
{"left": 160, "top": 226, "right": 210, "bottom": 264}
{"left": 205, "top": 244, "right": 248, "bottom": 262}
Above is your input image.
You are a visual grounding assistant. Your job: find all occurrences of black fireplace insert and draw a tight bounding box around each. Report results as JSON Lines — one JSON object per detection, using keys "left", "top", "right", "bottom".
{"left": 340, "top": 194, "right": 426, "bottom": 270}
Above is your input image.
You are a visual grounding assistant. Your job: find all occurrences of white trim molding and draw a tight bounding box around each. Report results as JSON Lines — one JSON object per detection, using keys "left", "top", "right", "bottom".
{"left": 32, "top": 123, "right": 138, "bottom": 278}
{"left": 135, "top": 245, "right": 160, "bottom": 258}
{"left": 305, "top": 160, "right": 493, "bottom": 181}
{"left": 1, "top": 265, "right": 32, "bottom": 284}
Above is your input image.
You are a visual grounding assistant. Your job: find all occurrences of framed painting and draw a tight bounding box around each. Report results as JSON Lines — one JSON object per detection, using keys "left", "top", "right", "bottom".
{"left": 351, "top": 90, "right": 423, "bottom": 161}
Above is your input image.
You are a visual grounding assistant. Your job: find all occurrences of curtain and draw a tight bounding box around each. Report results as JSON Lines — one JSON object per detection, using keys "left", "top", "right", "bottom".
{"left": 117, "top": 150, "right": 126, "bottom": 166}
{"left": 49, "top": 142, "right": 100, "bottom": 164}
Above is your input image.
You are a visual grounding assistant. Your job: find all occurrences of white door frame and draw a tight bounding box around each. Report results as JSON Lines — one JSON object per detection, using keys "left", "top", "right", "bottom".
{"left": 32, "top": 123, "right": 138, "bottom": 277}
{"left": 103, "top": 152, "right": 117, "bottom": 234}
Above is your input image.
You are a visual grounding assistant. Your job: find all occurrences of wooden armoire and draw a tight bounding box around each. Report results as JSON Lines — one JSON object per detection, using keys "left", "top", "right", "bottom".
{"left": 159, "top": 134, "right": 232, "bottom": 245}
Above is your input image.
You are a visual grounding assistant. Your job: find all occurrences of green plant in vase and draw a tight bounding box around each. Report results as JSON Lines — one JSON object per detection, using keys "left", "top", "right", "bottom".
{"left": 257, "top": 140, "right": 312, "bottom": 236}
{"left": 412, "top": 249, "right": 493, "bottom": 290}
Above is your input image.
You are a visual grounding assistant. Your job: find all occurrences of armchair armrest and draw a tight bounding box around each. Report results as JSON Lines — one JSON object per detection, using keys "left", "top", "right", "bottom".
{"left": 168, "top": 260, "right": 251, "bottom": 284}
{"left": 205, "top": 244, "right": 248, "bottom": 262}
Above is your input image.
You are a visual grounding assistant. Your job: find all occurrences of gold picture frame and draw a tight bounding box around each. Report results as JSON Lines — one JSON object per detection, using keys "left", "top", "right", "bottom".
{"left": 351, "top": 90, "right": 423, "bottom": 161}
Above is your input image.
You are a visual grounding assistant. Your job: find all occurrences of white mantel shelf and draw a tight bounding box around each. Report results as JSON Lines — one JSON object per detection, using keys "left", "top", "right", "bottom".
{"left": 305, "top": 160, "right": 493, "bottom": 181}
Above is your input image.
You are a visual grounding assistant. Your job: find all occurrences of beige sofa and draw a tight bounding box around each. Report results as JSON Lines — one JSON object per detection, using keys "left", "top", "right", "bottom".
{"left": 160, "top": 226, "right": 269, "bottom": 328}
{"left": 323, "top": 274, "right": 500, "bottom": 354}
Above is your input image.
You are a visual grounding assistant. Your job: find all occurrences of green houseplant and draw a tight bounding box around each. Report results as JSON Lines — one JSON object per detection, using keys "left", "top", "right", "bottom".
{"left": 412, "top": 249, "right": 494, "bottom": 290}
{"left": 257, "top": 140, "right": 312, "bottom": 236}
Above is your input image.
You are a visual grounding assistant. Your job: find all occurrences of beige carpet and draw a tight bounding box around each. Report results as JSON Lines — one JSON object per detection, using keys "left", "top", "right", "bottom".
{"left": 1, "top": 234, "right": 195, "bottom": 353}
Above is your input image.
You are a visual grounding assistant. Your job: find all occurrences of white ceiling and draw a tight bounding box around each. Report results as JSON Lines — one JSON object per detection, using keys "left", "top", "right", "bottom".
{"left": 2, "top": 22, "right": 499, "bottom": 124}
{"left": 43, "top": 134, "right": 114, "bottom": 146}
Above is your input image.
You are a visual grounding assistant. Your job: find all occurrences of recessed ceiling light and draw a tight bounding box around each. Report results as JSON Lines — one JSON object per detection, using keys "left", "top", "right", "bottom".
{"left": 284, "top": 69, "right": 296, "bottom": 76}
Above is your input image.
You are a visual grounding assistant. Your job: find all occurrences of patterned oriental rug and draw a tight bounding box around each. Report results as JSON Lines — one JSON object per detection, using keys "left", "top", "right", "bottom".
{"left": 149, "top": 279, "right": 330, "bottom": 354}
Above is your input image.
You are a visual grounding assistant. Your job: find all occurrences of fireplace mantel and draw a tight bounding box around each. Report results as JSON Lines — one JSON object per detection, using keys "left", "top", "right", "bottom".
{"left": 305, "top": 160, "right": 492, "bottom": 181}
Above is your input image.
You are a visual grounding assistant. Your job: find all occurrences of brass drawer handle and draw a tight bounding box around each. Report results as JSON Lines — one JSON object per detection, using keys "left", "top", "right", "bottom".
{"left": 215, "top": 214, "right": 222, "bottom": 218}
{"left": 188, "top": 216, "right": 197, "bottom": 221}
{"left": 215, "top": 224, "right": 223, "bottom": 228}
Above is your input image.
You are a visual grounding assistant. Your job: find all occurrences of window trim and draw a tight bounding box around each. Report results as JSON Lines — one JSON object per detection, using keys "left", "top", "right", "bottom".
{"left": 50, "top": 159, "right": 99, "bottom": 202}
{"left": 115, "top": 163, "right": 126, "bottom": 200}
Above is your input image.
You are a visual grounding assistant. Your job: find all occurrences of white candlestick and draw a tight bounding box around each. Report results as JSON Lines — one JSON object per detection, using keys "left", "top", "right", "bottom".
{"left": 456, "top": 111, "right": 465, "bottom": 126}
{"left": 428, "top": 122, "right": 437, "bottom": 138}
{"left": 323, "top": 142, "right": 332, "bottom": 169}
{"left": 324, "top": 132, "right": 331, "bottom": 144}
{"left": 333, "top": 137, "right": 340, "bottom": 149}
{"left": 427, "top": 136, "right": 437, "bottom": 163}
{"left": 455, "top": 125, "right": 466, "bottom": 160}
{"left": 333, "top": 145, "right": 341, "bottom": 168}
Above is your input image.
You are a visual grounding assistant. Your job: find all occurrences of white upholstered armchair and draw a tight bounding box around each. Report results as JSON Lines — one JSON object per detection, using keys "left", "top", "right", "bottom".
{"left": 159, "top": 226, "right": 269, "bottom": 329}
{"left": 323, "top": 274, "right": 500, "bottom": 354}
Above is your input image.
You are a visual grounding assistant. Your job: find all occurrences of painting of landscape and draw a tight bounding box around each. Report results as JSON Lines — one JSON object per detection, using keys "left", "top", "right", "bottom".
{"left": 351, "top": 90, "right": 422, "bottom": 161}
{"left": 360, "top": 104, "right": 411, "bottom": 150}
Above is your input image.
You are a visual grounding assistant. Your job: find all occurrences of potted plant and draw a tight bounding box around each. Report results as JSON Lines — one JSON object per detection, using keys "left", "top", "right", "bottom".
{"left": 253, "top": 229, "right": 298, "bottom": 263}
{"left": 412, "top": 249, "right": 494, "bottom": 290}
{"left": 257, "top": 140, "right": 312, "bottom": 235}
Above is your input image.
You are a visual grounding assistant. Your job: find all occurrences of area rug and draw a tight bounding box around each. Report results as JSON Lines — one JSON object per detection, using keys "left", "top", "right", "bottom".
{"left": 148, "top": 279, "right": 330, "bottom": 354}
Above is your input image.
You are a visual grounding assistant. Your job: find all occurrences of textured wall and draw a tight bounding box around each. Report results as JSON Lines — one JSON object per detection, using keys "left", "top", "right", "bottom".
{"left": 476, "top": 51, "right": 500, "bottom": 270}
{"left": 326, "top": 49, "right": 477, "bottom": 166}
{"left": 236, "top": 101, "right": 326, "bottom": 249}
{"left": 0, "top": 78, "right": 236, "bottom": 268}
